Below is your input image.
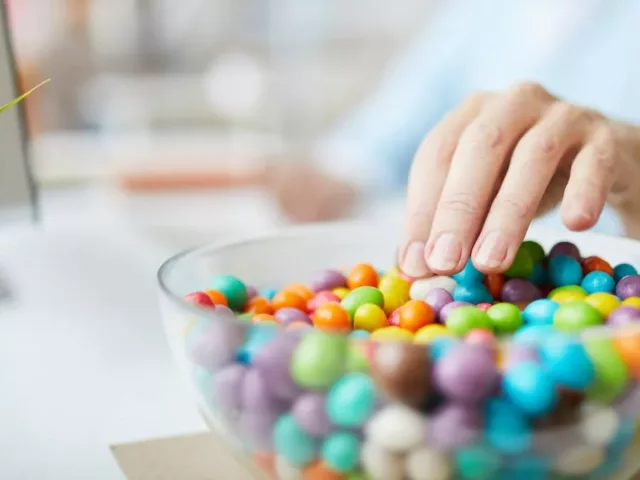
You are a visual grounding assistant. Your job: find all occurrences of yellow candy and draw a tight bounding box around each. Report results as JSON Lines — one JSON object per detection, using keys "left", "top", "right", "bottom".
{"left": 585, "top": 292, "right": 621, "bottom": 317}
{"left": 182, "top": 317, "right": 200, "bottom": 339}
{"left": 414, "top": 324, "right": 453, "bottom": 345}
{"left": 332, "top": 287, "right": 350, "bottom": 300}
{"left": 622, "top": 297, "right": 640, "bottom": 309}
{"left": 371, "top": 326, "right": 414, "bottom": 342}
{"left": 550, "top": 290, "right": 587, "bottom": 304}
{"left": 378, "top": 275, "right": 411, "bottom": 315}
{"left": 353, "top": 304, "right": 388, "bottom": 332}
{"left": 385, "top": 266, "right": 401, "bottom": 276}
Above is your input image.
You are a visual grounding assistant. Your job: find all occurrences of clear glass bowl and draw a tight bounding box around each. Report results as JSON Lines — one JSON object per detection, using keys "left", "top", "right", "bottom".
{"left": 158, "top": 222, "right": 640, "bottom": 480}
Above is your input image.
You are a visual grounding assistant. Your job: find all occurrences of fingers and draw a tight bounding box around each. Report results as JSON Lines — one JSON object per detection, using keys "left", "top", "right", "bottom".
{"left": 399, "top": 92, "right": 488, "bottom": 277}
{"left": 424, "top": 84, "right": 548, "bottom": 274}
{"left": 561, "top": 125, "right": 619, "bottom": 231}
{"left": 472, "top": 103, "right": 588, "bottom": 271}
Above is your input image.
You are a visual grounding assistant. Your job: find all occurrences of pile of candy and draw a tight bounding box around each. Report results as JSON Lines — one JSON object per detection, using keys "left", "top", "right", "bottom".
{"left": 181, "top": 240, "right": 640, "bottom": 480}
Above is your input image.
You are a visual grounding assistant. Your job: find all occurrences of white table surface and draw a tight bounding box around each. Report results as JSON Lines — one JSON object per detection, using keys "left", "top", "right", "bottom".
{"left": 2, "top": 185, "right": 639, "bottom": 480}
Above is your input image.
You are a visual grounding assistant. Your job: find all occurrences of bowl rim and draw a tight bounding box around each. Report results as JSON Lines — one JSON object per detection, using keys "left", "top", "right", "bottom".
{"left": 157, "top": 221, "right": 640, "bottom": 330}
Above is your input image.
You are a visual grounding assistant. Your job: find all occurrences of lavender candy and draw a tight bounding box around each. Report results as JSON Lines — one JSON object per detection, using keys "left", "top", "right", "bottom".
{"left": 548, "top": 241, "right": 581, "bottom": 261}
{"left": 501, "top": 278, "right": 542, "bottom": 304}
{"left": 429, "top": 403, "right": 482, "bottom": 450}
{"left": 212, "top": 363, "right": 247, "bottom": 414}
{"left": 189, "top": 318, "right": 246, "bottom": 371}
{"left": 274, "top": 307, "right": 311, "bottom": 326}
{"left": 292, "top": 393, "right": 334, "bottom": 437}
{"left": 504, "top": 343, "right": 540, "bottom": 369}
{"left": 310, "top": 269, "right": 347, "bottom": 293}
{"left": 242, "top": 368, "right": 284, "bottom": 412}
{"left": 439, "top": 301, "right": 470, "bottom": 323}
{"left": 253, "top": 331, "right": 305, "bottom": 402}
{"left": 607, "top": 306, "right": 640, "bottom": 327}
{"left": 238, "top": 409, "right": 281, "bottom": 450}
{"left": 425, "top": 288, "right": 454, "bottom": 316}
{"left": 616, "top": 275, "right": 640, "bottom": 300}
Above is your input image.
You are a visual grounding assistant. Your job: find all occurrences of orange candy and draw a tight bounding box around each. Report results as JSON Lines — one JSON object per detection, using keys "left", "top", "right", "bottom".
{"left": 205, "top": 289, "right": 228, "bottom": 306}
{"left": 246, "top": 296, "right": 273, "bottom": 315}
{"left": 582, "top": 256, "right": 614, "bottom": 276}
{"left": 347, "top": 263, "right": 379, "bottom": 289}
{"left": 252, "top": 313, "right": 278, "bottom": 324}
{"left": 484, "top": 274, "right": 504, "bottom": 300}
{"left": 253, "top": 452, "right": 276, "bottom": 478}
{"left": 398, "top": 299, "right": 435, "bottom": 332}
{"left": 283, "top": 283, "right": 315, "bottom": 302}
{"left": 303, "top": 461, "right": 346, "bottom": 480}
{"left": 313, "top": 303, "right": 352, "bottom": 332}
{"left": 613, "top": 329, "right": 640, "bottom": 379}
{"left": 272, "top": 290, "right": 308, "bottom": 312}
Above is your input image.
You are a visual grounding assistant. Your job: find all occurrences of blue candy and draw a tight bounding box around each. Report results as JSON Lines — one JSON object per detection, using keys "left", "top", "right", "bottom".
{"left": 581, "top": 271, "right": 616, "bottom": 294}
{"left": 236, "top": 324, "right": 278, "bottom": 365}
{"left": 430, "top": 336, "right": 457, "bottom": 360}
{"left": 503, "top": 362, "right": 558, "bottom": 416}
{"left": 455, "top": 444, "right": 501, "bottom": 480}
{"left": 548, "top": 255, "right": 583, "bottom": 287}
{"left": 522, "top": 299, "right": 559, "bottom": 326}
{"left": 321, "top": 432, "right": 360, "bottom": 473}
{"left": 453, "top": 283, "right": 493, "bottom": 304}
{"left": 528, "top": 263, "right": 546, "bottom": 286}
{"left": 497, "top": 455, "right": 550, "bottom": 480}
{"left": 614, "top": 263, "right": 638, "bottom": 282}
{"left": 349, "top": 329, "right": 371, "bottom": 340}
{"left": 453, "top": 260, "right": 485, "bottom": 285}
{"left": 512, "top": 325, "right": 556, "bottom": 345}
{"left": 538, "top": 332, "right": 595, "bottom": 390}
{"left": 485, "top": 398, "right": 532, "bottom": 453}
{"left": 607, "top": 418, "right": 635, "bottom": 454}
{"left": 326, "top": 373, "right": 376, "bottom": 427}
{"left": 273, "top": 414, "right": 318, "bottom": 466}
{"left": 260, "top": 287, "right": 277, "bottom": 300}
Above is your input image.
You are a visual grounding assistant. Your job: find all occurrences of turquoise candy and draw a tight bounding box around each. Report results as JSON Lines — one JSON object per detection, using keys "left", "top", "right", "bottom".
{"left": 452, "top": 284, "right": 493, "bottom": 304}
{"left": 538, "top": 332, "right": 595, "bottom": 390}
{"left": 503, "top": 362, "right": 558, "bottom": 416}
{"left": 261, "top": 287, "right": 277, "bottom": 300}
{"left": 452, "top": 260, "right": 484, "bottom": 285}
{"left": 321, "top": 431, "right": 361, "bottom": 473}
{"left": 485, "top": 398, "right": 532, "bottom": 453}
{"left": 273, "top": 414, "right": 317, "bottom": 466}
{"left": 236, "top": 323, "right": 278, "bottom": 365}
{"left": 455, "top": 444, "right": 502, "bottom": 480}
{"left": 522, "top": 299, "right": 559, "bottom": 326}
{"left": 547, "top": 255, "right": 583, "bottom": 287}
{"left": 326, "top": 373, "right": 376, "bottom": 427}
{"left": 497, "top": 455, "right": 550, "bottom": 480}
{"left": 209, "top": 274, "right": 248, "bottom": 310}
{"left": 613, "top": 263, "right": 638, "bottom": 282}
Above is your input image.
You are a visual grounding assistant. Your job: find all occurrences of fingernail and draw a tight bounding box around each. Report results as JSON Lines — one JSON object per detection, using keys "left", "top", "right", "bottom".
{"left": 400, "top": 241, "right": 429, "bottom": 277}
{"left": 475, "top": 231, "right": 508, "bottom": 269}
{"left": 427, "top": 233, "right": 462, "bottom": 272}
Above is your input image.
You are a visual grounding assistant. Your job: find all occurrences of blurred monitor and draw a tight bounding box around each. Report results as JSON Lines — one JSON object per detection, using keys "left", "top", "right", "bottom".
{"left": 0, "top": 0, "right": 35, "bottom": 225}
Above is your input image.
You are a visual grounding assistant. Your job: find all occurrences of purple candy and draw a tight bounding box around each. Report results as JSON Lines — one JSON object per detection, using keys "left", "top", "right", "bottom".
{"left": 426, "top": 288, "right": 454, "bottom": 316}
{"left": 616, "top": 383, "right": 640, "bottom": 417}
{"left": 238, "top": 409, "right": 280, "bottom": 450}
{"left": 504, "top": 343, "right": 540, "bottom": 369}
{"left": 241, "top": 368, "right": 282, "bottom": 412}
{"left": 246, "top": 285, "right": 259, "bottom": 300}
{"left": 274, "top": 307, "right": 311, "bottom": 326}
{"left": 616, "top": 275, "right": 640, "bottom": 300}
{"left": 501, "top": 278, "right": 542, "bottom": 303}
{"left": 310, "top": 269, "right": 347, "bottom": 293}
{"left": 434, "top": 343, "right": 500, "bottom": 403}
{"left": 607, "top": 306, "right": 640, "bottom": 326}
{"left": 253, "top": 331, "right": 305, "bottom": 401}
{"left": 439, "top": 301, "right": 470, "bottom": 323}
{"left": 429, "top": 403, "right": 482, "bottom": 450}
{"left": 548, "top": 241, "right": 581, "bottom": 261}
{"left": 189, "top": 320, "right": 245, "bottom": 371}
{"left": 292, "top": 393, "right": 334, "bottom": 437}
{"left": 213, "top": 364, "right": 247, "bottom": 414}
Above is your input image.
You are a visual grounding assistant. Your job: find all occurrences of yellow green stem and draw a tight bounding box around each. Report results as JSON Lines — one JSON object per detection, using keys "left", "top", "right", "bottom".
{"left": 0, "top": 78, "right": 50, "bottom": 114}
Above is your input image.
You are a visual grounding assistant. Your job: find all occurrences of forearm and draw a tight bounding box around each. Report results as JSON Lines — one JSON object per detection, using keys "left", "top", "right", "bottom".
{"left": 608, "top": 124, "right": 640, "bottom": 238}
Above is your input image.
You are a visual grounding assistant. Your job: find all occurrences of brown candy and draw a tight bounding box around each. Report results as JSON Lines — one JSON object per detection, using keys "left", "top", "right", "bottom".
{"left": 534, "top": 388, "right": 585, "bottom": 429}
{"left": 370, "top": 342, "right": 432, "bottom": 408}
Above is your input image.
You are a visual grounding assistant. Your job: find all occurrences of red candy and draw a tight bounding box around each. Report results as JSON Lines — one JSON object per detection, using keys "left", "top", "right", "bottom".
{"left": 582, "top": 255, "right": 614, "bottom": 276}
{"left": 184, "top": 291, "right": 215, "bottom": 308}
{"left": 308, "top": 291, "right": 341, "bottom": 312}
{"left": 476, "top": 302, "right": 492, "bottom": 312}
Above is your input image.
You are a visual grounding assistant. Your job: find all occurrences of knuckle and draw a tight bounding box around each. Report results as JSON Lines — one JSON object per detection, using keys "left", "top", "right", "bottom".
{"left": 493, "top": 196, "right": 534, "bottom": 220}
{"left": 591, "top": 126, "right": 618, "bottom": 173}
{"left": 461, "top": 120, "right": 504, "bottom": 150}
{"left": 439, "top": 192, "right": 480, "bottom": 217}
{"left": 465, "top": 90, "right": 492, "bottom": 107}
{"left": 528, "top": 131, "right": 562, "bottom": 159}
{"left": 510, "top": 81, "right": 549, "bottom": 100}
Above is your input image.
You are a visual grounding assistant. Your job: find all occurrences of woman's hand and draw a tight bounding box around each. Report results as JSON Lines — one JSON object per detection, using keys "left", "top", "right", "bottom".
{"left": 399, "top": 82, "right": 640, "bottom": 278}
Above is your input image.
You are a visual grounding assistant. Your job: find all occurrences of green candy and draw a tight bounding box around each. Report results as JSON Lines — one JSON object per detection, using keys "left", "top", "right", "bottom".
{"left": 346, "top": 344, "right": 369, "bottom": 373}
{"left": 548, "top": 285, "right": 587, "bottom": 298}
{"left": 553, "top": 301, "right": 603, "bottom": 333}
{"left": 291, "top": 331, "right": 347, "bottom": 389}
{"left": 346, "top": 472, "right": 369, "bottom": 480}
{"left": 487, "top": 303, "right": 522, "bottom": 334}
{"left": 584, "top": 337, "right": 628, "bottom": 403}
{"left": 237, "top": 312, "right": 254, "bottom": 323}
{"left": 446, "top": 306, "right": 492, "bottom": 337}
{"left": 341, "top": 286, "right": 384, "bottom": 319}
{"left": 209, "top": 274, "right": 248, "bottom": 311}
{"left": 521, "top": 240, "right": 546, "bottom": 264}
{"left": 505, "top": 246, "right": 534, "bottom": 278}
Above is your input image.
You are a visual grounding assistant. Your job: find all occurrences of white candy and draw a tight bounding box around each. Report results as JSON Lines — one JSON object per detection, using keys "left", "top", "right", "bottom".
{"left": 410, "top": 276, "right": 457, "bottom": 300}
{"left": 405, "top": 446, "right": 452, "bottom": 480}
{"left": 554, "top": 444, "right": 605, "bottom": 476}
{"left": 580, "top": 404, "right": 619, "bottom": 446}
{"left": 275, "top": 455, "right": 303, "bottom": 480}
{"left": 365, "top": 404, "right": 425, "bottom": 452}
{"left": 361, "top": 441, "right": 405, "bottom": 480}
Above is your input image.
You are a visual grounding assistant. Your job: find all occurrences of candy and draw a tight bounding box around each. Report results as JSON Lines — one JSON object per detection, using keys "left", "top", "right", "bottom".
{"left": 487, "top": 302, "right": 522, "bottom": 334}
{"left": 615, "top": 274, "right": 640, "bottom": 299}
{"left": 522, "top": 299, "right": 559, "bottom": 326}
{"left": 423, "top": 288, "right": 453, "bottom": 315}
{"left": 434, "top": 343, "right": 499, "bottom": 403}
{"left": 553, "top": 301, "right": 603, "bottom": 333}
{"left": 273, "top": 290, "right": 309, "bottom": 313}
{"left": 584, "top": 292, "right": 620, "bottom": 317}
{"left": 303, "top": 461, "right": 345, "bottom": 480}
{"left": 581, "top": 271, "right": 615, "bottom": 294}
{"left": 326, "top": 373, "right": 376, "bottom": 428}
{"left": 209, "top": 275, "right": 248, "bottom": 311}
{"left": 378, "top": 275, "right": 410, "bottom": 315}
{"left": 404, "top": 446, "right": 452, "bottom": 480}
{"left": 341, "top": 287, "right": 385, "bottom": 319}
{"left": 184, "top": 291, "right": 215, "bottom": 308}
{"left": 275, "top": 455, "right": 303, "bottom": 480}
{"left": 292, "top": 393, "right": 334, "bottom": 437}
{"left": 398, "top": 300, "right": 435, "bottom": 332}
{"left": 311, "top": 269, "right": 348, "bottom": 293}
{"left": 452, "top": 283, "right": 493, "bottom": 304}
{"left": 370, "top": 326, "right": 413, "bottom": 342}
{"left": 504, "top": 245, "right": 534, "bottom": 279}
{"left": 538, "top": 332, "right": 594, "bottom": 390}
{"left": 189, "top": 320, "right": 246, "bottom": 370}
{"left": 483, "top": 273, "right": 504, "bottom": 299}
{"left": 246, "top": 296, "right": 274, "bottom": 315}
{"left": 548, "top": 241, "right": 581, "bottom": 260}
{"left": 347, "top": 264, "right": 379, "bottom": 290}
{"left": 313, "top": 303, "right": 351, "bottom": 333}
{"left": 321, "top": 432, "right": 360, "bottom": 473}
{"left": 484, "top": 397, "right": 532, "bottom": 453}
{"left": 371, "top": 342, "right": 431, "bottom": 407}
{"left": 503, "top": 362, "right": 557, "bottom": 416}
{"left": 548, "top": 255, "right": 583, "bottom": 287}
{"left": 582, "top": 255, "right": 614, "bottom": 276}
{"left": 276, "top": 307, "right": 311, "bottom": 326}
{"left": 254, "top": 331, "right": 304, "bottom": 401}
{"left": 273, "top": 414, "right": 318, "bottom": 466}
{"left": 309, "top": 291, "right": 341, "bottom": 311}
{"left": 454, "top": 444, "right": 501, "bottom": 480}
{"left": 353, "top": 304, "right": 388, "bottom": 332}
{"left": 621, "top": 296, "right": 640, "bottom": 308}
{"left": 613, "top": 328, "right": 640, "bottom": 378}
{"left": 500, "top": 278, "right": 542, "bottom": 303}
{"left": 291, "top": 332, "right": 347, "bottom": 389}
{"left": 439, "top": 301, "right": 470, "bottom": 323}
{"left": 452, "top": 260, "right": 484, "bottom": 285}
{"left": 360, "top": 441, "right": 404, "bottom": 480}
{"left": 212, "top": 363, "right": 246, "bottom": 414}
{"left": 413, "top": 324, "right": 452, "bottom": 345}
{"left": 365, "top": 404, "right": 425, "bottom": 452}
{"left": 579, "top": 404, "right": 619, "bottom": 447}
{"left": 429, "top": 403, "right": 481, "bottom": 450}
{"left": 445, "top": 306, "right": 491, "bottom": 337}
{"left": 584, "top": 337, "right": 629, "bottom": 403}
{"left": 613, "top": 263, "right": 638, "bottom": 282}
{"left": 409, "top": 276, "right": 457, "bottom": 300}
{"left": 521, "top": 240, "right": 546, "bottom": 264}
{"left": 553, "top": 444, "right": 604, "bottom": 476}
